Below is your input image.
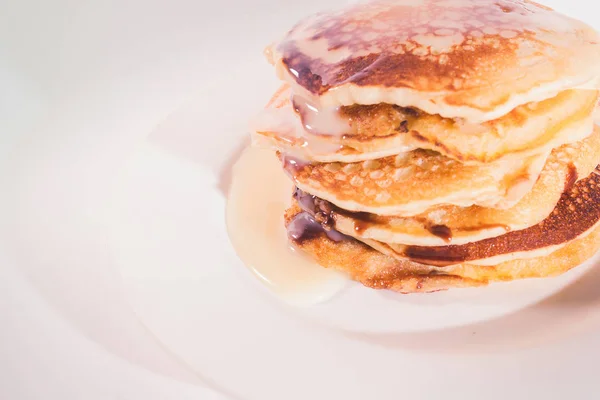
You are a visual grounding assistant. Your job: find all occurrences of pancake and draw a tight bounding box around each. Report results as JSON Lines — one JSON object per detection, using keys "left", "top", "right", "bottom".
{"left": 284, "top": 143, "right": 550, "bottom": 216}
{"left": 284, "top": 203, "right": 600, "bottom": 293}
{"left": 310, "top": 127, "right": 600, "bottom": 246}
{"left": 253, "top": 84, "right": 597, "bottom": 163}
{"left": 271, "top": 0, "right": 600, "bottom": 123}
{"left": 249, "top": 0, "right": 600, "bottom": 295}
{"left": 361, "top": 168, "right": 600, "bottom": 267}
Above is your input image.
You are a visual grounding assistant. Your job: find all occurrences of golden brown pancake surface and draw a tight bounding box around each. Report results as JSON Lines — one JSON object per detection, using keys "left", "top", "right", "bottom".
{"left": 283, "top": 145, "right": 549, "bottom": 216}
{"left": 317, "top": 128, "right": 600, "bottom": 246}
{"left": 272, "top": 0, "right": 600, "bottom": 122}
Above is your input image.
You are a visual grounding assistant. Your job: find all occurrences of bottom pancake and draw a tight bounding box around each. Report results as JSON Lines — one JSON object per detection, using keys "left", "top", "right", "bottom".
{"left": 285, "top": 204, "right": 600, "bottom": 293}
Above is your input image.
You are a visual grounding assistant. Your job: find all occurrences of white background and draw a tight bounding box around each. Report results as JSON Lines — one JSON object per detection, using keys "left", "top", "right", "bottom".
{"left": 2, "top": 0, "right": 600, "bottom": 399}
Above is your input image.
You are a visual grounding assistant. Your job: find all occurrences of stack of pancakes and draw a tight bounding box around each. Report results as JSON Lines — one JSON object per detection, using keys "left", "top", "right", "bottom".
{"left": 251, "top": 0, "right": 600, "bottom": 292}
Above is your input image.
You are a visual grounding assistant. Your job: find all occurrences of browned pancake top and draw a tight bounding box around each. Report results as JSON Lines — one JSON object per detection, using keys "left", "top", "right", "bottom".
{"left": 274, "top": 0, "right": 600, "bottom": 112}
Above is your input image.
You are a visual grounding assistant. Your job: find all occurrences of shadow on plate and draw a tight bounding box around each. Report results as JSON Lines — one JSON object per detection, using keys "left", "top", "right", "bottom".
{"left": 341, "top": 260, "right": 600, "bottom": 353}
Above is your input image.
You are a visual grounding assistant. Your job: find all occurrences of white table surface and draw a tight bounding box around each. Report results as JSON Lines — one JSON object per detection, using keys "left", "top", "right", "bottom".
{"left": 2, "top": 0, "right": 599, "bottom": 399}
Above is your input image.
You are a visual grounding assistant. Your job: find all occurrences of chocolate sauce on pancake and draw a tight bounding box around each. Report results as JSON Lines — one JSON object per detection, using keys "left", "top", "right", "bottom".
{"left": 287, "top": 212, "right": 346, "bottom": 243}
{"left": 289, "top": 188, "right": 348, "bottom": 243}
{"left": 352, "top": 214, "right": 373, "bottom": 235}
{"left": 426, "top": 224, "right": 453, "bottom": 243}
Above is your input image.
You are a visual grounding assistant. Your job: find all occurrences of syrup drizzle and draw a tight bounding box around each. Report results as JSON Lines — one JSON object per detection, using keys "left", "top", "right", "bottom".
{"left": 226, "top": 146, "right": 347, "bottom": 305}
{"left": 292, "top": 95, "right": 352, "bottom": 136}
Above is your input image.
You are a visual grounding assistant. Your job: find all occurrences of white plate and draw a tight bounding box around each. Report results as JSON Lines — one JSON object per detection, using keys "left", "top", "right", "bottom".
{"left": 5, "top": 0, "right": 600, "bottom": 399}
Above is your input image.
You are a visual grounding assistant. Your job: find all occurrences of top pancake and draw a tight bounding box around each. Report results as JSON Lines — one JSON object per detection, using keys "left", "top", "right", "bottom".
{"left": 271, "top": 0, "right": 600, "bottom": 122}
